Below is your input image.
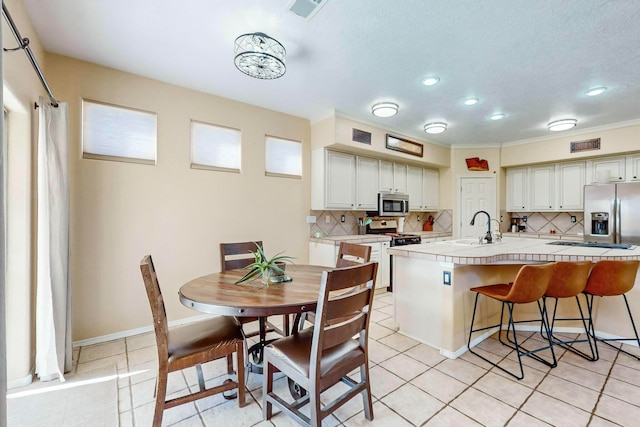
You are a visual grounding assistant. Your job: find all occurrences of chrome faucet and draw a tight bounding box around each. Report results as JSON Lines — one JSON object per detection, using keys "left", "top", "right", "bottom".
{"left": 470, "top": 210, "right": 493, "bottom": 244}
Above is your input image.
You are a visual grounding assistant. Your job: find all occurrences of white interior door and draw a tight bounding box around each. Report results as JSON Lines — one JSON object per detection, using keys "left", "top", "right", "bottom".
{"left": 459, "top": 177, "right": 497, "bottom": 239}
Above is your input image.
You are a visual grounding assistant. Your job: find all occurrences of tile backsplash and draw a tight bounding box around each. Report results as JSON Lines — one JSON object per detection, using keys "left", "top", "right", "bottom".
{"left": 309, "top": 210, "right": 453, "bottom": 237}
{"left": 508, "top": 212, "right": 584, "bottom": 235}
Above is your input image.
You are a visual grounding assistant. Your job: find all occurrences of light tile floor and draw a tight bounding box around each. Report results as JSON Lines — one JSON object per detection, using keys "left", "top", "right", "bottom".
{"left": 43, "top": 291, "right": 640, "bottom": 426}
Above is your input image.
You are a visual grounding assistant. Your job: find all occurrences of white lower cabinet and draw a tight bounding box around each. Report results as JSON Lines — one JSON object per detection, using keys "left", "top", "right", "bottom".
{"left": 309, "top": 241, "right": 389, "bottom": 289}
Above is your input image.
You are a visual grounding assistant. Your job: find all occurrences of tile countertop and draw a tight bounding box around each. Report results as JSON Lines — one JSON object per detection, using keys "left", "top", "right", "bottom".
{"left": 309, "top": 232, "right": 452, "bottom": 245}
{"left": 502, "top": 232, "right": 583, "bottom": 241}
{"left": 387, "top": 237, "right": 640, "bottom": 264}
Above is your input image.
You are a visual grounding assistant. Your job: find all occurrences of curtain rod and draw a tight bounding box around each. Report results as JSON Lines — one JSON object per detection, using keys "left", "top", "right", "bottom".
{"left": 2, "top": 2, "right": 58, "bottom": 107}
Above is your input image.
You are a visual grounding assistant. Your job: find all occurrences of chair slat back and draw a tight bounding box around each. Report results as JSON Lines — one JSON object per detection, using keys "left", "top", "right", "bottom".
{"left": 311, "top": 262, "right": 378, "bottom": 361}
{"left": 505, "top": 263, "right": 555, "bottom": 304}
{"left": 140, "top": 255, "right": 169, "bottom": 356}
{"left": 336, "top": 242, "right": 372, "bottom": 268}
{"left": 220, "top": 241, "right": 262, "bottom": 271}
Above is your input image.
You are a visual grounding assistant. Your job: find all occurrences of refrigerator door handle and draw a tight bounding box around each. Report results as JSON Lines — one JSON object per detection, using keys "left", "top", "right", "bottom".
{"left": 615, "top": 198, "right": 621, "bottom": 244}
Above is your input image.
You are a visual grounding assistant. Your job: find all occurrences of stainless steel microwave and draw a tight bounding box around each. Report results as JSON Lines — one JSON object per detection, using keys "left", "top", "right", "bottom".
{"left": 378, "top": 193, "right": 409, "bottom": 217}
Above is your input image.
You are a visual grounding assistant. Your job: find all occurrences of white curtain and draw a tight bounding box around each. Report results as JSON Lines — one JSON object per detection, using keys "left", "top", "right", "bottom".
{"left": 35, "top": 97, "right": 71, "bottom": 381}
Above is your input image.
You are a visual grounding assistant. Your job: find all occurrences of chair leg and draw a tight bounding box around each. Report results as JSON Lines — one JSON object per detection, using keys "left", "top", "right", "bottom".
{"left": 592, "top": 294, "right": 640, "bottom": 361}
{"left": 153, "top": 369, "right": 168, "bottom": 427}
{"left": 263, "top": 358, "right": 274, "bottom": 420}
{"left": 360, "top": 362, "right": 373, "bottom": 421}
{"left": 237, "top": 341, "right": 246, "bottom": 408}
{"left": 584, "top": 293, "right": 601, "bottom": 361}
{"left": 196, "top": 364, "right": 206, "bottom": 392}
{"left": 542, "top": 295, "right": 597, "bottom": 361}
{"left": 309, "top": 383, "right": 322, "bottom": 427}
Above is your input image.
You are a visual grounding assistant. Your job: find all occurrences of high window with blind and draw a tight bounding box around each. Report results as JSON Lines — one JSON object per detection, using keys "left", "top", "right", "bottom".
{"left": 265, "top": 136, "right": 302, "bottom": 178}
{"left": 190, "top": 121, "right": 241, "bottom": 172}
{"left": 82, "top": 100, "right": 157, "bottom": 165}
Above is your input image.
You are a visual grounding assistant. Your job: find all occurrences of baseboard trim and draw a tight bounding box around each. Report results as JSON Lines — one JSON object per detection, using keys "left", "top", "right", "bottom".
{"left": 72, "top": 313, "right": 213, "bottom": 348}
{"left": 8, "top": 373, "right": 33, "bottom": 390}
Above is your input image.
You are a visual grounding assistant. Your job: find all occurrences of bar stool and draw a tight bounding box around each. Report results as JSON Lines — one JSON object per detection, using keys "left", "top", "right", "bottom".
{"left": 583, "top": 260, "right": 640, "bottom": 361}
{"left": 542, "top": 261, "right": 597, "bottom": 361}
{"left": 468, "top": 263, "right": 556, "bottom": 380}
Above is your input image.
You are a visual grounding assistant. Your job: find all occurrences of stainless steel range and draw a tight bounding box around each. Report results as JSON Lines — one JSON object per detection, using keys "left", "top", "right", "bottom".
{"left": 366, "top": 219, "right": 421, "bottom": 291}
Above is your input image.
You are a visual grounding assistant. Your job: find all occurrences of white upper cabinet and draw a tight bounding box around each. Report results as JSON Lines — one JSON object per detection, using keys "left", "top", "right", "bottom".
{"left": 356, "top": 156, "right": 379, "bottom": 210}
{"left": 379, "top": 160, "right": 394, "bottom": 192}
{"left": 586, "top": 156, "right": 626, "bottom": 183}
{"left": 406, "top": 165, "right": 423, "bottom": 210}
{"left": 325, "top": 151, "right": 356, "bottom": 209}
{"left": 556, "top": 162, "right": 585, "bottom": 211}
{"left": 393, "top": 163, "right": 408, "bottom": 193}
{"left": 422, "top": 168, "right": 440, "bottom": 210}
{"left": 529, "top": 165, "right": 555, "bottom": 211}
{"left": 506, "top": 167, "right": 528, "bottom": 211}
{"left": 626, "top": 154, "right": 640, "bottom": 182}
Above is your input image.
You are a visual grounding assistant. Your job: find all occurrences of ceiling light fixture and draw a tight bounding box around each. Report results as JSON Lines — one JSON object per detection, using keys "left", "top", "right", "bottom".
{"left": 585, "top": 86, "right": 607, "bottom": 96}
{"left": 424, "top": 122, "right": 447, "bottom": 134}
{"left": 464, "top": 98, "right": 479, "bottom": 106}
{"left": 371, "top": 102, "right": 399, "bottom": 117}
{"left": 548, "top": 118, "right": 577, "bottom": 131}
{"left": 234, "top": 32, "right": 286, "bottom": 79}
{"left": 420, "top": 76, "right": 440, "bottom": 86}
{"left": 490, "top": 113, "right": 505, "bottom": 120}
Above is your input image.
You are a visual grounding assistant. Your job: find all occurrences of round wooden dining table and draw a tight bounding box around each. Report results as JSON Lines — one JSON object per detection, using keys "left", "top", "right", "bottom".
{"left": 178, "top": 264, "right": 328, "bottom": 318}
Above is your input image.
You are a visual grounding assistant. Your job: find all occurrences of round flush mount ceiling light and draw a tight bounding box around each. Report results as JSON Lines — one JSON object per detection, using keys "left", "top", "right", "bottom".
{"left": 464, "top": 98, "right": 479, "bottom": 106}
{"left": 424, "top": 122, "right": 448, "bottom": 134}
{"left": 548, "top": 118, "right": 577, "bottom": 131}
{"left": 371, "top": 102, "right": 399, "bottom": 117}
{"left": 490, "top": 113, "right": 505, "bottom": 120}
{"left": 585, "top": 86, "right": 607, "bottom": 96}
{"left": 420, "top": 76, "right": 440, "bottom": 86}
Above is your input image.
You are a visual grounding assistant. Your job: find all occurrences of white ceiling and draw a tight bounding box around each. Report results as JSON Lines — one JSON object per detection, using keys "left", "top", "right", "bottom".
{"left": 22, "top": 0, "right": 640, "bottom": 146}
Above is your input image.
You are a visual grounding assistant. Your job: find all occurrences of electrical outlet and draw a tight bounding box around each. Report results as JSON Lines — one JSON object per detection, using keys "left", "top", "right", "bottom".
{"left": 417, "top": 215, "right": 421, "bottom": 222}
{"left": 443, "top": 271, "right": 451, "bottom": 286}
{"left": 340, "top": 215, "right": 345, "bottom": 223}
{"left": 325, "top": 215, "right": 331, "bottom": 224}
{"left": 522, "top": 216, "right": 528, "bottom": 222}
{"left": 571, "top": 215, "right": 577, "bottom": 223}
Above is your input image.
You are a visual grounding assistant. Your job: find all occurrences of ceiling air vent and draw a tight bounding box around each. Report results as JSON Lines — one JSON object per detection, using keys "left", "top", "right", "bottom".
{"left": 352, "top": 128, "right": 372, "bottom": 145}
{"left": 288, "top": 0, "right": 330, "bottom": 20}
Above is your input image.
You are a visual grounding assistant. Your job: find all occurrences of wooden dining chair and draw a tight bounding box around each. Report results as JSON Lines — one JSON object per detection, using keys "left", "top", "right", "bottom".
{"left": 140, "top": 255, "right": 246, "bottom": 427}
{"left": 220, "top": 241, "right": 290, "bottom": 337}
{"left": 336, "top": 241, "right": 372, "bottom": 267}
{"left": 263, "top": 262, "right": 378, "bottom": 427}
{"left": 299, "top": 242, "right": 372, "bottom": 332}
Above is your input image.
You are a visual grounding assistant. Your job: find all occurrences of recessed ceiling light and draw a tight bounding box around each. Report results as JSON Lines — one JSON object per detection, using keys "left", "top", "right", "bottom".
{"left": 490, "top": 113, "right": 505, "bottom": 120}
{"left": 371, "top": 102, "right": 398, "bottom": 117}
{"left": 548, "top": 118, "right": 577, "bottom": 131}
{"left": 420, "top": 76, "right": 440, "bottom": 86}
{"left": 424, "top": 122, "right": 447, "bottom": 134}
{"left": 585, "top": 86, "right": 607, "bottom": 96}
{"left": 464, "top": 98, "right": 479, "bottom": 106}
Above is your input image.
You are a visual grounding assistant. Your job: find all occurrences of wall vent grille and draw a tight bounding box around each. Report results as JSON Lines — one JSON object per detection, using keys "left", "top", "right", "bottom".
{"left": 352, "top": 128, "right": 372, "bottom": 145}
{"left": 570, "top": 138, "right": 600, "bottom": 153}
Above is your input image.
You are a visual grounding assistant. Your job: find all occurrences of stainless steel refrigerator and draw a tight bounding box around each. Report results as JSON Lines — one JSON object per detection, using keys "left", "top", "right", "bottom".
{"left": 584, "top": 182, "right": 640, "bottom": 244}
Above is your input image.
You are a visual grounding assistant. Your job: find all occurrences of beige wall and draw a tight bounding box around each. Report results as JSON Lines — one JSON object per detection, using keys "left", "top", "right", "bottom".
{"left": 501, "top": 122, "right": 640, "bottom": 167}
{"left": 313, "top": 115, "right": 450, "bottom": 168}
{"left": 43, "top": 54, "right": 311, "bottom": 341}
{"left": 3, "top": 0, "right": 46, "bottom": 384}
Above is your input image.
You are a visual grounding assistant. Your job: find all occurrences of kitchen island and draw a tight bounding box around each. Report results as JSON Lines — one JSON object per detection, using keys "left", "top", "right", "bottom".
{"left": 388, "top": 237, "right": 640, "bottom": 358}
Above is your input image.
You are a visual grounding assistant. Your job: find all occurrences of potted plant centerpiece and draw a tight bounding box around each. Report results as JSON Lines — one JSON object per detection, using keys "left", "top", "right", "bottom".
{"left": 234, "top": 243, "right": 295, "bottom": 286}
